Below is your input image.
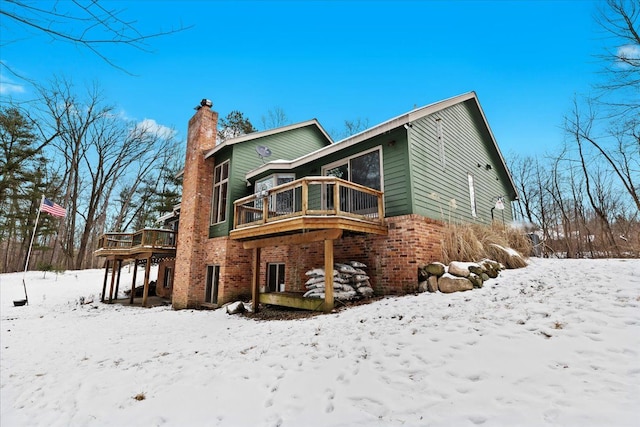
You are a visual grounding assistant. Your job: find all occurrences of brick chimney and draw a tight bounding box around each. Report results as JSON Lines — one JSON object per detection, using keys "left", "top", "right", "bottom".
{"left": 173, "top": 99, "right": 218, "bottom": 309}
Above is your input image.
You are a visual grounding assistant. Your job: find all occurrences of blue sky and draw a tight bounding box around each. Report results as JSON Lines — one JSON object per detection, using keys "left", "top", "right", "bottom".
{"left": 1, "top": 0, "right": 607, "bottom": 158}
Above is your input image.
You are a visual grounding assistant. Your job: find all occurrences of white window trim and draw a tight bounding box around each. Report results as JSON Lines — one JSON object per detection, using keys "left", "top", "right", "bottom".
{"left": 468, "top": 173, "right": 477, "bottom": 218}
{"left": 211, "top": 160, "right": 230, "bottom": 225}
{"left": 266, "top": 262, "right": 286, "bottom": 293}
{"left": 255, "top": 173, "right": 295, "bottom": 193}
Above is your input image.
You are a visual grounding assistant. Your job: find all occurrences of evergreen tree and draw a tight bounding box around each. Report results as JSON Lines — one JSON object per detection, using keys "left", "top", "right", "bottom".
{"left": 218, "top": 110, "right": 256, "bottom": 142}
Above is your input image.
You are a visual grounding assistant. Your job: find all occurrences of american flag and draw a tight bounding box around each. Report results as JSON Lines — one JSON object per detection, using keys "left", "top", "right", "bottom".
{"left": 40, "top": 198, "right": 66, "bottom": 217}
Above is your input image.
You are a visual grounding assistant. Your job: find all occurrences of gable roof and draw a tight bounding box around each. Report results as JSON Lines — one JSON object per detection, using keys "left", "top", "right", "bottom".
{"left": 245, "top": 92, "right": 517, "bottom": 198}
{"left": 204, "top": 119, "right": 332, "bottom": 160}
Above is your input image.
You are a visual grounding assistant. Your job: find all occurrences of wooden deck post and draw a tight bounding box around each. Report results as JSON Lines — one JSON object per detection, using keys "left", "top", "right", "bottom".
{"left": 108, "top": 259, "right": 117, "bottom": 303}
{"left": 130, "top": 259, "right": 138, "bottom": 304}
{"left": 251, "top": 247, "right": 261, "bottom": 313}
{"left": 101, "top": 259, "right": 110, "bottom": 302}
{"left": 142, "top": 255, "right": 151, "bottom": 307}
{"left": 114, "top": 259, "right": 123, "bottom": 300}
{"left": 301, "top": 180, "right": 308, "bottom": 215}
{"left": 324, "top": 238, "right": 334, "bottom": 313}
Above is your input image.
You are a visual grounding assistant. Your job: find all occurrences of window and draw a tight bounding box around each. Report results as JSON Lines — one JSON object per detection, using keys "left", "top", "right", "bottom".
{"left": 211, "top": 160, "right": 230, "bottom": 224}
{"left": 468, "top": 173, "right": 477, "bottom": 218}
{"left": 205, "top": 265, "right": 220, "bottom": 304}
{"left": 255, "top": 174, "right": 296, "bottom": 216}
{"left": 322, "top": 147, "right": 382, "bottom": 214}
{"left": 163, "top": 267, "right": 173, "bottom": 289}
{"left": 266, "top": 263, "right": 285, "bottom": 293}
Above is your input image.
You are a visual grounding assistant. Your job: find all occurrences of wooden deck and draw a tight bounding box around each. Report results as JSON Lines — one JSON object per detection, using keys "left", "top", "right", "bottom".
{"left": 231, "top": 176, "right": 387, "bottom": 313}
{"left": 94, "top": 228, "right": 176, "bottom": 308}
{"left": 94, "top": 229, "right": 176, "bottom": 258}
{"left": 230, "top": 176, "right": 387, "bottom": 241}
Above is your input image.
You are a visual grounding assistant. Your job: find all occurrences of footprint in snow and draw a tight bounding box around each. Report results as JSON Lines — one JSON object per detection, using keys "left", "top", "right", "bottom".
{"left": 469, "top": 415, "right": 487, "bottom": 424}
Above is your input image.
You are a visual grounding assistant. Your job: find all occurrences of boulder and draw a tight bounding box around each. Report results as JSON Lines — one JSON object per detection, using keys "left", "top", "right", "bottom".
{"left": 418, "top": 280, "right": 428, "bottom": 292}
{"left": 448, "top": 261, "right": 474, "bottom": 278}
{"left": 469, "top": 273, "right": 483, "bottom": 288}
{"left": 480, "top": 259, "right": 500, "bottom": 278}
{"left": 427, "top": 275, "right": 439, "bottom": 293}
{"left": 480, "top": 259, "right": 501, "bottom": 272}
{"left": 486, "top": 267, "right": 499, "bottom": 279}
{"left": 488, "top": 244, "right": 527, "bottom": 269}
{"left": 226, "top": 301, "right": 246, "bottom": 315}
{"left": 438, "top": 274, "right": 473, "bottom": 293}
{"left": 468, "top": 265, "right": 485, "bottom": 275}
{"left": 424, "top": 262, "right": 446, "bottom": 277}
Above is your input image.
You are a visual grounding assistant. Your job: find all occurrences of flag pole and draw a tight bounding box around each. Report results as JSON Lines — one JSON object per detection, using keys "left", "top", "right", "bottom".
{"left": 22, "top": 195, "right": 44, "bottom": 305}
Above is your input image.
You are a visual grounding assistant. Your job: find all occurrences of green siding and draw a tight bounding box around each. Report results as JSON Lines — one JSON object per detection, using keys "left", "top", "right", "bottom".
{"left": 208, "top": 99, "right": 516, "bottom": 235}
{"left": 209, "top": 125, "right": 330, "bottom": 237}
{"left": 408, "top": 100, "right": 514, "bottom": 224}
{"left": 291, "top": 128, "right": 411, "bottom": 217}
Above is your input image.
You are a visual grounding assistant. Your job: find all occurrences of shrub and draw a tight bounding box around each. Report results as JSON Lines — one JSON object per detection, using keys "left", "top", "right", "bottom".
{"left": 442, "top": 223, "right": 532, "bottom": 267}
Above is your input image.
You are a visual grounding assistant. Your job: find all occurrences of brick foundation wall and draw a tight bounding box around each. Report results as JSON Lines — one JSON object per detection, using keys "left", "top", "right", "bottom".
{"left": 257, "top": 214, "right": 445, "bottom": 296}
{"left": 156, "top": 259, "right": 175, "bottom": 298}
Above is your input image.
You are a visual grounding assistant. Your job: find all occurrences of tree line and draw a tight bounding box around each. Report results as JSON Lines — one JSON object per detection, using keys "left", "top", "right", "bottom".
{"left": 508, "top": 0, "right": 639, "bottom": 258}
{"left": 1, "top": 1, "right": 636, "bottom": 273}
{"left": 0, "top": 78, "right": 184, "bottom": 272}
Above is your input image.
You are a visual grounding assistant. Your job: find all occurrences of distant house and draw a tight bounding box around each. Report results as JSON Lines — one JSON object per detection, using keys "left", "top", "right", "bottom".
{"left": 96, "top": 92, "right": 518, "bottom": 311}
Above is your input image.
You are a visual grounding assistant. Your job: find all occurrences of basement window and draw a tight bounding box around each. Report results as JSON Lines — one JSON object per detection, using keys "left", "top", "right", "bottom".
{"left": 266, "top": 263, "right": 285, "bottom": 293}
{"left": 205, "top": 265, "right": 220, "bottom": 304}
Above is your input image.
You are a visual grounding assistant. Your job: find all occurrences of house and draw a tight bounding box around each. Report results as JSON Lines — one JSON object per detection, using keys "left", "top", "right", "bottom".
{"left": 97, "top": 92, "right": 518, "bottom": 311}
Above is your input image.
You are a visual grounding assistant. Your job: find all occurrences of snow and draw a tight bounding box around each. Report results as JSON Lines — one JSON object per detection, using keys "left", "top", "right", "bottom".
{"left": 1, "top": 258, "right": 639, "bottom": 427}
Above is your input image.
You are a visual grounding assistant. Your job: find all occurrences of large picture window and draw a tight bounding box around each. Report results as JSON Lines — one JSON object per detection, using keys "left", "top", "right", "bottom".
{"left": 322, "top": 147, "right": 382, "bottom": 213}
{"left": 211, "top": 160, "right": 229, "bottom": 224}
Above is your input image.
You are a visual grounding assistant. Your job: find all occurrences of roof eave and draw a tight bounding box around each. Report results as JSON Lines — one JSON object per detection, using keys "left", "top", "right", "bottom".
{"left": 204, "top": 119, "right": 332, "bottom": 160}
{"left": 246, "top": 92, "right": 478, "bottom": 181}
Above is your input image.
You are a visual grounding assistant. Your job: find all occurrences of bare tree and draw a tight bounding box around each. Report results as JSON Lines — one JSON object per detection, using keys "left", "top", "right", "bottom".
{"left": 595, "top": 0, "right": 639, "bottom": 109}
{"left": 0, "top": 0, "right": 191, "bottom": 76}
{"left": 36, "top": 77, "right": 179, "bottom": 269}
{"left": 342, "top": 118, "right": 370, "bottom": 139}
{"left": 261, "top": 107, "right": 289, "bottom": 130}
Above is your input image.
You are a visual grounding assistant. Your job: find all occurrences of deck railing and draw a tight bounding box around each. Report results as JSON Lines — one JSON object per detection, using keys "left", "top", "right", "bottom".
{"left": 233, "top": 176, "right": 384, "bottom": 229}
{"left": 96, "top": 229, "right": 176, "bottom": 251}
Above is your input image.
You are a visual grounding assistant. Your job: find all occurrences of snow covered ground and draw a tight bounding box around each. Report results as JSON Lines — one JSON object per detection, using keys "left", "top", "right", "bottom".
{"left": 1, "top": 258, "right": 639, "bottom": 427}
